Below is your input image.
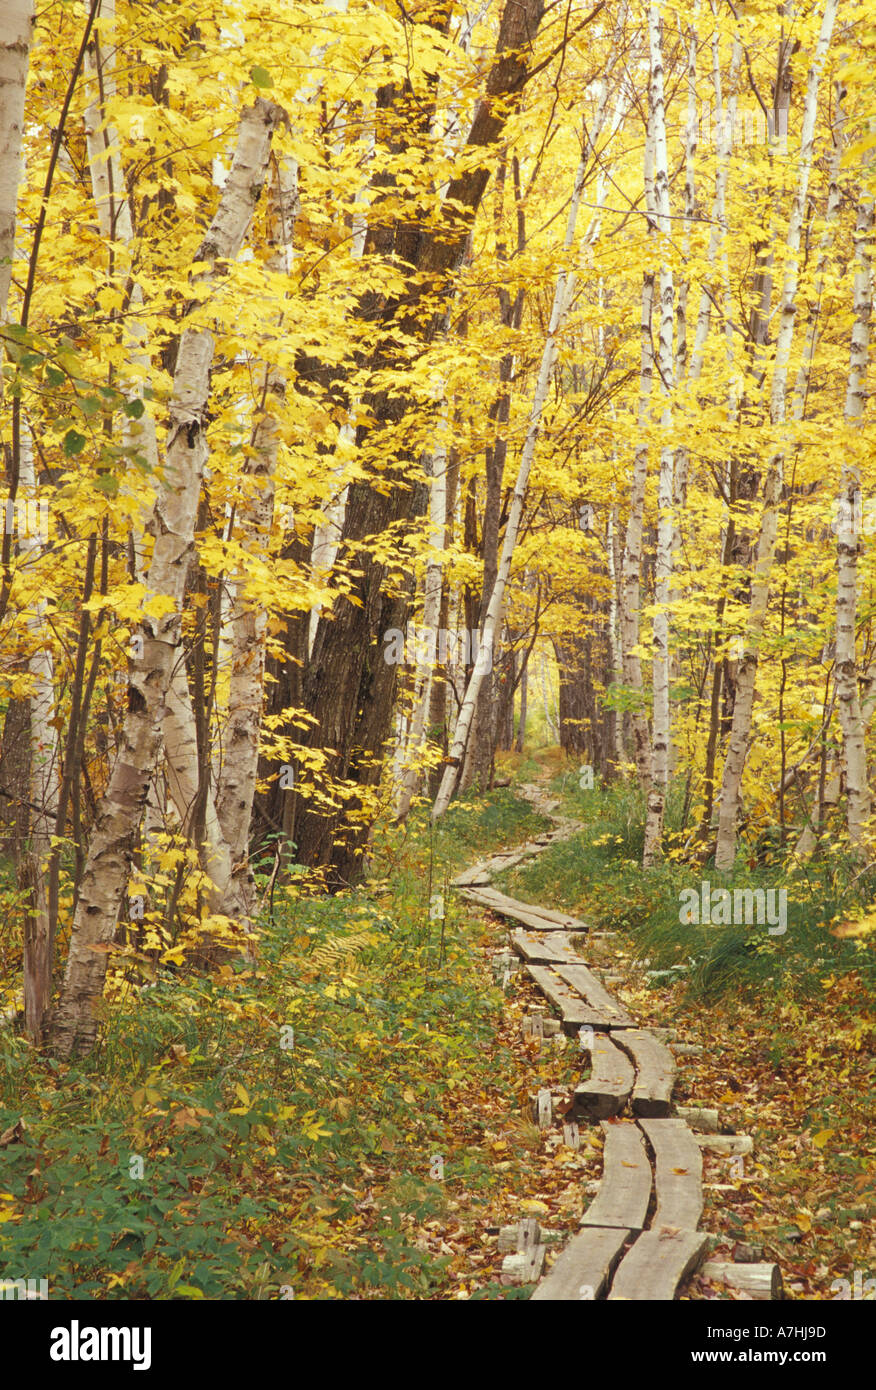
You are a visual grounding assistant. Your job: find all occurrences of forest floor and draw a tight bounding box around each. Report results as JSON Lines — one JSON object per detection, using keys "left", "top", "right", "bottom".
{"left": 0, "top": 750, "right": 873, "bottom": 1299}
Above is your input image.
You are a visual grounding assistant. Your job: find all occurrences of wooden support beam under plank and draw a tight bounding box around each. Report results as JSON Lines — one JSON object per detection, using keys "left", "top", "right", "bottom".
{"left": 581, "top": 1121, "right": 651, "bottom": 1230}
{"left": 574, "top": 1033, "right": 634, "bottom": 1119}
{"left": 531, "top": 1226, "right": 631, "bottom": 1301}
{"left": 525, "top": 965, "right": 615, "bottom": 1031}
{"left": 615, "top": 1028, "right": 677, "bottom": 1115}
{"left": 607, "top": 1227, "right": 709, "bottom": 1300}
{"left": 638, "top": 1118, "right": 704, "bottom": 1231}
{"left": 553, "top": 963, "right": 635, "bottom": 1027}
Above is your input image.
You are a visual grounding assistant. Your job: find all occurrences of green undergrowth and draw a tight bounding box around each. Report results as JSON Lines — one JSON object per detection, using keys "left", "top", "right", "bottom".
{"left": 0, "top": 787, "right": 547, "bottom": 1300}
{"left": 499, "top": 769, "right": 875, "bottom": 1005}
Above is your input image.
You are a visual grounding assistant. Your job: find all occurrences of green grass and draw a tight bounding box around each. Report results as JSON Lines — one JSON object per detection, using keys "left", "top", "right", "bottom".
{"left": 499, "top": 771, "right": 875, "bottom": 1004}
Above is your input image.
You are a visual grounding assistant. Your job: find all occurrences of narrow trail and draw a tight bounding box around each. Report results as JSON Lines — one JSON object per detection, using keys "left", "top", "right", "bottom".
{"left": 452, "top": 782, "right": 783, "bottom": 1302}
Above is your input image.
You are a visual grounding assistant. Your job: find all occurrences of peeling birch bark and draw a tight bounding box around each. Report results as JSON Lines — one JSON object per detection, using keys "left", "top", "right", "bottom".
{"left": 216, "top": 165, "right": 299, "bottom": 907}
{"left": 50, "top": 99, "right": 284, "bottom": 1058}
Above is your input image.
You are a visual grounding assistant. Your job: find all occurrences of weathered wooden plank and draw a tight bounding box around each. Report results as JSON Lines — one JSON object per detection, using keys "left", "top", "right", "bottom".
{"left": 639, "top": 1118, "right": 703, "bottom": 1231}
{"left": 464, "top": 886, "right": 588, "bottom": 933}
{"left": 554, "top": 963, "right": 635, "bottom": 1027}
{"left": 581, "top": 1122, "right": 651, "bottom": 1230}
{"left": 510, "top": 929, "right": 580, "bottom": 966}
{"left": 615, "top": 1029, "right": 677, "bottom": 1116}
{"left": 574, "top": 1032, "right": 634, "bottom": 1119}
{"left": 491, "top": 894, "right": 588, "bottom": 930}
{"left": 531, "top": 1225, "right": 631, "bottom": 1301}
{"left": 461, "top": 889, "right": 574, "bottom": 934}
{"left": 525, "top": 965, "right": 614, "bottom": 1032}
{"left": 607, "top": 1228, "right": 708, "bottom": 1300}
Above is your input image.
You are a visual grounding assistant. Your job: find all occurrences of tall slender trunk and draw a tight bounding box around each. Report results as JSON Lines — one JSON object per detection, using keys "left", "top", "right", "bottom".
{"left": 835, "top": 191, "right": 874, "bottom": 844}
{"left": 396, "top": 426, "right": 448, "bottom": 819}
{"left": 620, "top": 115, "right": 656, "bottom": 794}
{"left": 290, "top": 0, "right": 548, "bottom": 879}
{"left": 642, "top": 1, "right": 675, "bottom": 866}
{"left": 50, "top": 99, "right": 283, "bottom": 1058}
{"left": 433, "top": 138, "right": 590, "bottom": 819}
{"left": 714, "top": 0, "right": 838, "bottom": 870}
{"left": 20, "top": 426, "right": 56, "bottom": 1041}
{"left": 0, "top": 0, "right": 33, "bottom": 317}
{"left": 215, "top": 164, "right": 299, "bottom": 907}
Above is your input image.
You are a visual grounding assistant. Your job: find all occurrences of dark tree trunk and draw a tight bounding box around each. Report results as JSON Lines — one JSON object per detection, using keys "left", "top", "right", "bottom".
{"left": 284, "top": 0, "right": 550, "bottom": 884}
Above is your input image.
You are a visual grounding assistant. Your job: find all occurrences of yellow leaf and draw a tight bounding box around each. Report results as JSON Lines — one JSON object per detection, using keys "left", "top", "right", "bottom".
{"left": 520, "top": 1199, "right": 550, "bottom": 1216}
{"left": 812, "top": 1129, "right": 834, "bottom": 1149}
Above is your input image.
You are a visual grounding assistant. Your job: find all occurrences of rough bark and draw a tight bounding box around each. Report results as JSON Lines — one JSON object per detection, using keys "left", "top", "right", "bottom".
{"left": 289, "top": 0, "right": 549, "bottom": 880}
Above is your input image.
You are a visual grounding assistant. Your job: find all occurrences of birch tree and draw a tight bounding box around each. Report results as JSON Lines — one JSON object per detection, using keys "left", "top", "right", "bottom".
{"left": 714, "top": 0, "right": 838, "bottom": 871}
{"left": 50, "top": 98, "right": 284, "bottom": 1058}
{"left": 642, "top": 0, "right": 675, "bottom": 866}
{"left": 432, "top": 138, "right": 591, "bottom": 819}
{"left": 835, "top": 189, "right": 874, "bottom": 845}
{"left": 0, "top": 0, "right": 33, "bottom": 317}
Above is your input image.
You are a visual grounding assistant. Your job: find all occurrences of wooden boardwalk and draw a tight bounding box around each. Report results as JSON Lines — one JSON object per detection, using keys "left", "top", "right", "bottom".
{"left": 455, "top": 784, "right": 777, "bottom": 1302}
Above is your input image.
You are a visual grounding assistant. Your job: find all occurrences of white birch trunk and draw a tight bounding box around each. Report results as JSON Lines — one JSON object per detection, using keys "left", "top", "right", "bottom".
{"left": 714, "top": 0, "right": 838, "bottom": 871}
{"left": 396, "top": 429, "right": 448, "bottom": 819}
{"left": 20, "top": 426, "right": 57, "bottom": 1040}
{"left": 642, "top": 1, "right": 675, "bottom": 866}
{"left": 835, "top": 190, "right": 874, "bottom": 844}
{"left": 215, "top": 165, "right": 299, "bottom": 903}
{"left": 0, "top": 0, "right": 33, "bottom": 318}
{"left": 432, "top": 142, "right": 590, "bottom": 819}
{"left": 619, "top": 115, "right": 656, "bottom": 793}
{"left": 83, "top": 28, "right": 236, "bottom": 897}
{"left": 50, "top": 99, "right": 283, "bottom": 1058}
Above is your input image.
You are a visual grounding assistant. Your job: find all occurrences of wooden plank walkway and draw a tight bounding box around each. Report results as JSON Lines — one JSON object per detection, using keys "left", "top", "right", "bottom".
{"left": 553, "top": 963, "right": 635, "bottom": 1028}
{"left": 615, "top": 1028, "right": 677, "bottom": 1116}
{"left": 455, "top": 788, "right": 765, "bottom": 1302}
{"left": 639, "top": 1118, "right": 704, "bottom": 1231}
{"left": 607, "top": 1228, "right": 709, "bottom": 1301}
{"left": 509, "top": 929, "right": 581, "bottom": 967}
{"left": 530, "top": 1225, "right": 630, "bottom": 1301}
{"left": 580, "top": 1122, "right": 651, "bottom": 1230}
{"left": 524, "top": 965, "right": 606, "bottom": 1032}
{"left": 574, "top": 1033, "right": 635, "bottom": 1119}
